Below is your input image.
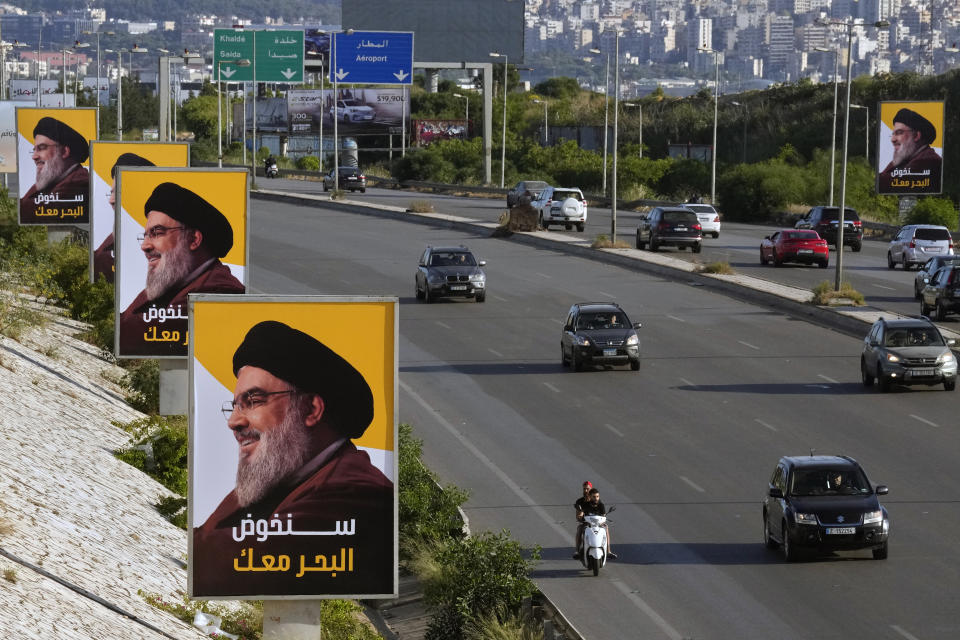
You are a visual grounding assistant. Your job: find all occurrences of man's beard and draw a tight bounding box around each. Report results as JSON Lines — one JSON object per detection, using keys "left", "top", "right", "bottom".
{"left": 35, "top": 153, "right": 68, "bottom": 191}
{"left": 893, "top": 136, "right": 919, "bottom": 166}
{"left": 144, "top": 234, "right": 194, "bottom": 300}
{"left": 234, "top": 400, "right": 312, "bottom": 508}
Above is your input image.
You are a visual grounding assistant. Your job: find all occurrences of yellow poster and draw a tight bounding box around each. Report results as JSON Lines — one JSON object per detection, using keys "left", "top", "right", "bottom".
{"left": 89, "top": 141, "right": 190, "bottom": 283}
{"left": 114, "top": 168, "right": 248, "bottom": 358}
{"left": 876, "top": 101, "right": 945, "bottom": 195}
{"left": 189, "top": 296, "right": 398, "bottom": 599}
{"left": 16, "top": 107, "right": 97, "bottom": 224}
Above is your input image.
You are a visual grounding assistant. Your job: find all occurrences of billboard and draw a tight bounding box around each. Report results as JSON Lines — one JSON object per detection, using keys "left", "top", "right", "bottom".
{"left": 343, "top": 0, "right": 524, "bottom": 62}
{"left": 0, "top": 102, "right": 19, "bottom": 173}
{"left": 876, "top": 101, "right": 945, "bottom": 195}
{"left": 16, "top": 107, "right": 97, "bottom": 225}
{"left": 244, "top": 97, "right": 289, "bottom": 132}
{"left": 188, "top": 296, "right": 398, "bottom": 599}
{"left": 11, "top": 79, "right": 61, "bottom": 102}
{"left": 88, "top": 141, "right": 191, "bottom": 284}
{"left": 287, "top": 88, "right": 407, "bottom": 135}
{"left": 82, "top": 77, "right": 111, "bottom": 106}
{"left": 414, "top": 119, "right": 468, "bottom": 145}
{"left": 114, "top": 168, "right": 248, "bottom": 358}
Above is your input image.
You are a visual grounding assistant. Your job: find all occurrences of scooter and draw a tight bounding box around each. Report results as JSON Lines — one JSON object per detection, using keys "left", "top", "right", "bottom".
{"left": 265, "top": 159, "right": 279, "bottom": 178}
{"left": 579, "top": 506, "right": 614, "bottom": 576}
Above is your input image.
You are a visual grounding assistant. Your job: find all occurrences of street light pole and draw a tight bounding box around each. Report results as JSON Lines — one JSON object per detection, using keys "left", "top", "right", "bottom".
{"left": 731, "top": 101, "right": 748, "bottom": 162}
{"left": 533, "top": 98, "right": 547, "bottom": 145}
{"left": 490, "top": 51, "right": 508, "bottom": 188}
{"left": 453, "top": 92, "right": 469, "bottom": 138}
{"left": 590, "top": 47, "right": 609, "bottom": 194}
{"left": 816, "top": 46, "right": 840, "bottom": 206}
{"left": 851, "top": 104, "right": 869, "bottom": 159}
{"left": 698, "top": 46, "right": 720, "bottom": 204}
{"left": 611, "top": 32, "right": 620, "bottom": 242}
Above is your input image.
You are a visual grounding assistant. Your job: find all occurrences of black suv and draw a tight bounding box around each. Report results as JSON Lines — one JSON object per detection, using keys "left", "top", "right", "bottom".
{"left": 561, "top": 302, "right": 641, "bottom": 371}
{"left": 861, "top": 317, "right": 957, "bottom": 391}
{"left": 795, "top": 206, "right": 862, "bottom": 251}
{"left": 763, "top": 455, "right": 889, "bottom": 562}
{"left": 919, "top": 265, "right": 960, "bottom": 321}
{"left": 636, "top": 207, "right": 702, "bottom": 252}
{"left": 415, "top": 245, "right": 487, "bottom": 303}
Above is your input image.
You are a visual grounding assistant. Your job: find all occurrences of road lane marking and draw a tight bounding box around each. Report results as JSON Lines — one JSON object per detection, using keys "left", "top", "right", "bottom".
{"left": 543, "top": 382, "right": 561, "bottom": 393}
{"left": 679, "top": 377, "right": 697, "bottom": 387}
{"left": 487, "top": 348, "right": 503, "bottom": 358}
{"left": 872, "top": 284, "right": 896, "bottom": 291}
{"left": 817, "top": 374, "right": 838, "bottom": 384}
{"left": 597, "top": 291, "right": 616, "bottom": 298}
{"left": 891, "top": 626, "right": 922, "bottom": 640}
{"left": 604, "top": 423, "right": 624, "bottom": 437}
{"left": 492, "top": 294, "right": 508, "bottom": 302}
{"left": 910, "top": 414, "right": 938, "bottom": 428}
{"left": 679, "top": 476, "right": 706, "bottom": 493}
{"left": 399, "top": 379, "right": 683, "bottom": 638}
{"left": 666, "top": 315, "right": 686, "bottom": 323}
{"left": 536, "top": 272, "right": 552, "bottom": 279}
{"left": 435, "top": 321, "right": 452, "bottom": 330}
{"left": 738, "top": 340, "right": 760, "bottom": 350}
{"left": 754, "top": 418, "right": 777, "bottom": 432}
{"left": 551, "top": 318, "right": 564, "bottom": 325}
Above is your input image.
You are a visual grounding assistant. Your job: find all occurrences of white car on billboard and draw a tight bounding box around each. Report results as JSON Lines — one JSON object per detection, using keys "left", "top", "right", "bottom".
{"left": 331, "top": 99, "right": 375, "bottom": 123}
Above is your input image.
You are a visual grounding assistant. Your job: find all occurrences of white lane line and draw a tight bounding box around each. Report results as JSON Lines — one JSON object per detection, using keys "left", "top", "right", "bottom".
{"left": 597, "top": 291, "right": 616, "bottom": 298}
{"left": 604, "top": 423, "right": 624, "bottom": 437}
{"left": 738, "top": 340, "right": 760, "bottom": 350}
{"left": 487, "top": 348, "right": 504, "bottom": 358}
{"left": 666, "top": 315, "right": 686, "bottom": 323}
{"left": 679, "top": 475, "right": 706, "bottom": 493}
{"left": 543, "top": 382, "right": 561, "bottom": 393}
{"left": 435, "top": 321, "right": 452, "bottom": 330}
{"left": 611, "top": 580, "right": 684, "bottom": 640}
{"left": 754, "top": 418, "right": 778, "bottom": 432}
{"left": 679, "top": 377, "right": 697, "bottom": 388}
{"left": 551, "top": 318, "right": 564, "bottom": 325}
{"left": 891, "top": 625, "right": 922, "bottom": 640}
{"left": 910, "top": 414, "right": 939, "bottom": 428}
{"left": 872, "top": 284, "right": 896, "bottom": 291}
{"left": 536, "top": 272, "right": 552, "bottom": 279}
{"left": 492, "top": 294, "right": 508, "bottom": 302}
{"left": 817, "top": 374, "right": 838, "bottom": 384}
{"left": 400, "top": 379, "right": 682, "bottom": 639}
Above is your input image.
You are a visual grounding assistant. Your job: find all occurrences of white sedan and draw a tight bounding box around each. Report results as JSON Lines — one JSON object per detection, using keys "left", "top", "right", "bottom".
{"left": 684, "top": 204, "right": 721, "bottom": 238}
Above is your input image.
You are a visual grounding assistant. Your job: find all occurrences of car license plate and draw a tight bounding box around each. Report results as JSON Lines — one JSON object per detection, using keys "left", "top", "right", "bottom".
{"left": 675, "top": 226, "right": 687, "bottom": 231}
{"left": 799, "top": 249, "right": 813, "bottom": 254}
{"left": 826, "top": 527, "right": 856, "bottom": 535}
{"left": 603, "top": 348, "right": 617, "bottom": 356}
{"left": 908, "top": 368, "right": 936, "bottom": 377}
{"left": 450, "top": 285, "right": 467, "bottom": 291}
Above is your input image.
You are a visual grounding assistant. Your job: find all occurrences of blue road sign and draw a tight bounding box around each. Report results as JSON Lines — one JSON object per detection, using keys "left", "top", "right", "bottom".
{"left": 330, "top": 31, "right": 414, "bottom": 85}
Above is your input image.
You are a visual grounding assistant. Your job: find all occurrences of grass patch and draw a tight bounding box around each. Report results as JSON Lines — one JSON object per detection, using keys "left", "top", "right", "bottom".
{"left": 3, "top": 568, "right": 16, "bottom": 583}
{"left": 811, "top": 280, "right": 865, "bottom": 306}
{"left": 698, "top": 261, "right": 735, "bottom": 275}
{"left": 407, "top": 199, "right": 435, "bottom": 213}
{"left": 463, "top": 607, "right": 544, "bottom": 640}
{"left": 139, "top": 590, "right": 262, "bottom": 640}
{"left": 590, "top": 234, "right": 632, "bottom": 249}
{"left": 329, "top": 189, "right": 347, "bottom": 200}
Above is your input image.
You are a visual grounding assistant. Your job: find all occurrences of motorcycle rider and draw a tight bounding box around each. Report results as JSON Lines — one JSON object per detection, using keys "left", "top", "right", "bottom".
{"left": 264, "top": 154, "right": 278, "bottom": 176}
{"left": 574, "top": 484, "right": 617, "bottom": 560}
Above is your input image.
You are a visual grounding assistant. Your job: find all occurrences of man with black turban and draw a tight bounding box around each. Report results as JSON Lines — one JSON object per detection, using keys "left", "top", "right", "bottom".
{"left": 93, "top": 153, "right": 155, "bottom": 283}
{"left": 118, "top": 182, "right": 245, "bottom": 355}
{"left": 20, "top": 117, "right": 91, "bottom": 221}
{"left": 192, "top": 321, "right": 395, "bottom": 597}
{"left": 878, "top": 108, "right": 943, "bottom": 193}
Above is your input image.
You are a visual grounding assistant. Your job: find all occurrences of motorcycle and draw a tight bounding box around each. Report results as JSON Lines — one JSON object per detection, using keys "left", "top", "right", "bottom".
{"left": 578, "top": 506, "right": 614, "bottom": 576}
{"left": 265, "top": 159, "right": 279, "bottom": 178}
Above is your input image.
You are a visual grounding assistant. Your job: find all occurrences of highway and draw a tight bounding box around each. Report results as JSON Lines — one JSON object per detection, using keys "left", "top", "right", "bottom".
{"left": 249, "top": 184, "right": 960, "bottom": 639}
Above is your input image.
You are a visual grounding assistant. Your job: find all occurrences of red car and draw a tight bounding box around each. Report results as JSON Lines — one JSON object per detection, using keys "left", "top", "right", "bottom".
{"left": 760, "top": 229, "right": 829, "bottom": 268}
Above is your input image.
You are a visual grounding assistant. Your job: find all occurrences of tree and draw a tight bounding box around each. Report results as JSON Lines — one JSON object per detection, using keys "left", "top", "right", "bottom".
{"left": 179, "top": 93, "right": 220, "bottom": 141}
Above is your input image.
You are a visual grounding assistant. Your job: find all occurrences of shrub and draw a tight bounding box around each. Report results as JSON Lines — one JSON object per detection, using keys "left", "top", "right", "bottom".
{"left": 905, "top": 197, "right": 958, "bottom": 228}
{"left": 811, "top": 280, "right": 865, "bottom": 305}
{"left": 113, "top": 414, "right": 188, "bottom": 496}
{"left": 121, "top": 360, "right": 160, "bottom": 414}
{"left": 698, "top": 261, "right": 735, "bottom": 274}
{"left": 297, "top": 155, "right": 320, "bottom": 171}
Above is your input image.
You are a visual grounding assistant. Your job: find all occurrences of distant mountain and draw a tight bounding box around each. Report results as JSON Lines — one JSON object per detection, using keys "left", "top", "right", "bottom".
{"left": 12, "top": 0, "right": 340, "bottom": 23}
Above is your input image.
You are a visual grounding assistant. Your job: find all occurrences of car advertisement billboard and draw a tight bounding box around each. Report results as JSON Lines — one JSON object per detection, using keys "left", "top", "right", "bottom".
{"left": 287, "top": 88, "right": 407, "bottom": 135}
{"left": 88, "top": 141, "right": 191, "bottom": 284}
{"left": 188, "top": 295, "right": 398, "bottom": 599}
{"left": 114, "top": 168, "right": 248, "bottom": 359}
{"left": 16, "top": 106, "right": 97, "bottom": 225}
{"left": 876, "top": 100, "right": 945, "bottom": 195}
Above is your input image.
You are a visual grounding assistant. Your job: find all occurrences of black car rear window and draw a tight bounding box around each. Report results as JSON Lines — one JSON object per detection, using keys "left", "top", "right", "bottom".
{"left": 914, "top": 228, "right": 951, "bottom": 241}
{"left": 818, "top": 208, "right": 859, "bottom": 222}
{"left": 789, "top": 468, "right": 870, "bottom": 496}
{"left": 663, "top": 211, "right": 697, "bottom": 223}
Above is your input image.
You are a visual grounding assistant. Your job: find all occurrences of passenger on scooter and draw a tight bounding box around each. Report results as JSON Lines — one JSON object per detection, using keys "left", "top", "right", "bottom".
{"left": 574, "top": 485, "right": 617, "bottom": 559}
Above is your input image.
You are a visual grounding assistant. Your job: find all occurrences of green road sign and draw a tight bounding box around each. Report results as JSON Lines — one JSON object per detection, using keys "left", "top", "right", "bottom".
{"left": 214, "top": 29, "right": 304, "bottom": 83}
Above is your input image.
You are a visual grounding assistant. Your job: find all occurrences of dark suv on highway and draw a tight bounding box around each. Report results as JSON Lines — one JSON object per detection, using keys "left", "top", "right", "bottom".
{"left": 561, "top": 302, "right": 641, "bottom": 371}
{"left": 415, "top": 245, "right": 487, "bottom": 303}
{"left": 861, "top": 317, "right": 957, "bottom": 391}
{"left": 636, "top": 207, "right": 702, "bottom": 253}
{"left": 763, "top": 455, "right": 889, "bottom": 562}
{"left": 795, "top": 206, "right": 862, "bottom": 251}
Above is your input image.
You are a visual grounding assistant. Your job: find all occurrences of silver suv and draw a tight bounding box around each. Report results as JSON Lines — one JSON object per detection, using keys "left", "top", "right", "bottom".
{"left": 861, "top": 317, "right": 957, "bottom": 392}
{"left": 887, "top": 224, "right": 955, "bottom": 270}
{"left": 415, "top": 245, "right": 487, "bottom": 303}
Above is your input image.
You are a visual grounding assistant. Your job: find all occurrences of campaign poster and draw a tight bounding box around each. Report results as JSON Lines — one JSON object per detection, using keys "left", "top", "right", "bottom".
{"left": 188, "top": 296, "right": 398, "bottom": 599}
{"left": 0, "top": 102, "right": 18, "bottom": 173}
{"left": 16, "top": 106, "right": 97, "bottom": 225}
{"left": 89, "top": 142, "right": 191, "bottom": 284}
{"left": 876, "top": 100, "right": 945, "bottom": 196}
{"left": 287, "top": 87, "right": 407, "bottom": 135}
{"left": 114, "top": 168, "right": 248, "bottom": 359}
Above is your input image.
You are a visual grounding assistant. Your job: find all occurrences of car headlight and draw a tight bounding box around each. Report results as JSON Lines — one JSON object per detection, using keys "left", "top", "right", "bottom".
{"left": 937, "top": 351, "right": 956, "bottom": 365}
{"left": 795, "top": 512, "right": 818, "bottom": 525}
{"left": 427, "top": 272, "right": 445, "bottom": 284}
{"left": 469, "top": 273, "right": 485, "bottom": 282}
{"left": 573, "top": 335, "right": 591, "bottom": 347}
{"left": 885, "top": 353, "right": 900, "bottom": 363}
{"left": 626, "top": 333, "right": 639, "bottom": 346}
{"left": 863, "top": 510, "right": 883, "bottom": 525}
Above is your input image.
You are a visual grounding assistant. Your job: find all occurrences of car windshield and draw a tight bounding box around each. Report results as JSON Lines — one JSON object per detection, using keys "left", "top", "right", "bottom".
{"left": 915, "top": 228, "right": 951, "bottom": 241}
{"left": 789, "top": 468, "right": 871, "bottom": 496}
{"left": 786, "top": 231, "right": 819, "bottom": 240}
{"left": 663, "top": 211, "right": 696, "bottom": 223}
{"left": 522, "top": 181, "right": 548, "bottom": 191}
{"left": 553, "top": 190, "right": 581, "bottom": 200}
{"left": 576, "top": 312, "right": 628, "bottom": 330}
{"left": 429, "top": 252, "right": 476, "bottom": 267}
{"left": 884, "top": 327, "right": 944, "bottom": 347}
{"left": 819, "top": 208, "right": 858, "bottom": 222}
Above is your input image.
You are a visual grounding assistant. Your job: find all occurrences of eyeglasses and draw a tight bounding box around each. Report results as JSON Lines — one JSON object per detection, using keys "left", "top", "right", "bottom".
{"left": 31, "top": 143, "right": 59, "bottom": 153}
{"left": 221, "top": 389, "right": 295, "bottom": 419}
{"left": 137, "top": 225, "right": 186, "bottom": 242}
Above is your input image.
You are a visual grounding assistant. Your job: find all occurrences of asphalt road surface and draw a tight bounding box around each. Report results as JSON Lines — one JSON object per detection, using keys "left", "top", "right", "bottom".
{"left": 249, "top": 193, "right": 960, "bottom": 640}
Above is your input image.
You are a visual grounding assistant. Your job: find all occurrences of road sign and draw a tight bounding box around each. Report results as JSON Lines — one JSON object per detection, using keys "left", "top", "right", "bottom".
{"left": 214, "top": 29, "right": 304, "bottom": 83}
{"left": 330, "top": 31, "right": 413, "bottom": 85}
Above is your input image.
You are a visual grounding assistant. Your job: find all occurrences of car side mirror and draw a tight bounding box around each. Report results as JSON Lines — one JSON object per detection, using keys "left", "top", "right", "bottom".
{"left": 768, "top": 487, "right": 783, "bottom": 498}
{"left": 869, "top": 339, "right": 879, "bottom": 347}
{"left": 478, "top": 260, "right": 487, "bottom": 267}
{"left": 633, "top": 322, "right": 642, "bottom": 329}
{"left": 607, "top": 505, "right": 616, "bottom": 514}
{"left": 947, "top": 338, "right": 957, "bottom": 347}
{"left": 564, "top": 324, "right": 572, "bottom": 332}
{"left": 875, "top": 485, "right": 888, "bottom": 495}
{"left": 764, "top": 235, "right": 770, "bottom": 240}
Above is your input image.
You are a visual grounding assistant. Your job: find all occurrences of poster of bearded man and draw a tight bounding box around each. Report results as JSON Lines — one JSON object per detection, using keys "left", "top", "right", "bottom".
{"left": 16, "top": 107, "right": 97, "bottom": 224}
{"left": 876, "top": 101, "right": 945, "bottom": 195}
{"left": 114, "top": 168, "right": 248, "bottom": 358}
{"left": 188, "top": 295, "right": 398, "bottom": 599}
